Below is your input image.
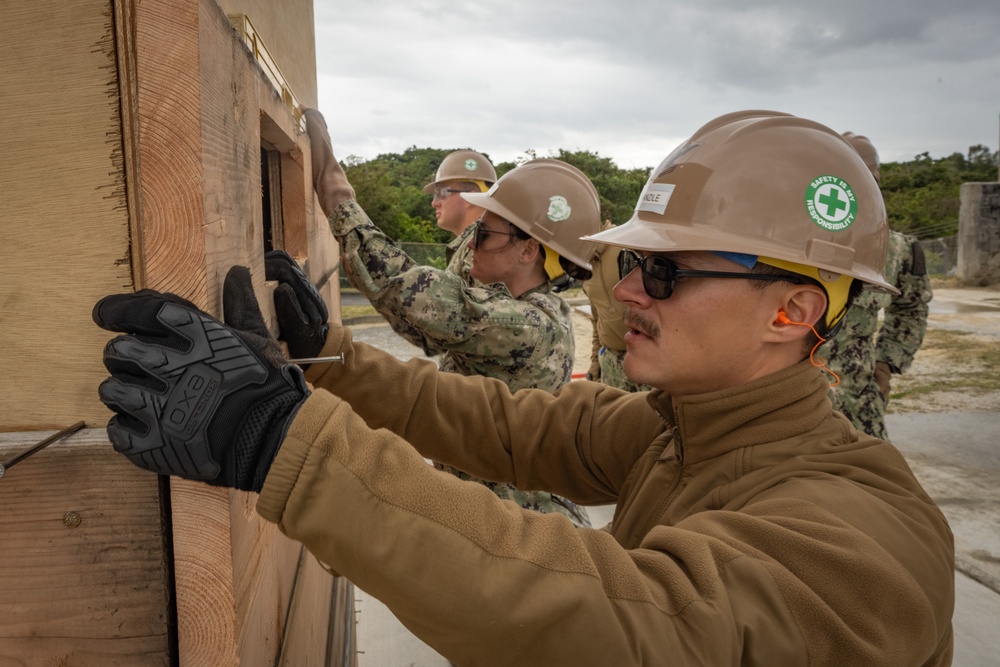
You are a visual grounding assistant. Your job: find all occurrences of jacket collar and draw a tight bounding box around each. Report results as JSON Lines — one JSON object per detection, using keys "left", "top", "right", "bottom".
{"left": 645, "top": 361, "right": 833, "bottom": 465}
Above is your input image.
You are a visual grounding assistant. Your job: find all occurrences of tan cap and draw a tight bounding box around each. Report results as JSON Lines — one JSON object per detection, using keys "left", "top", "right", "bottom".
{"left": 586, "top": 110, "right": 897, "bottom": 293}
{"left": 423, "top": 150, "right": 497, "bottom": 193}
{"left": 461, "top": 159, "right": 601, "bottom": 270}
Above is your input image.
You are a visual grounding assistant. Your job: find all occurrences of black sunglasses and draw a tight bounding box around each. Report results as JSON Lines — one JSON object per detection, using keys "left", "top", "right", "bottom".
{"left": 617, "top": 249, "right": 804, "bottom": 300}
{"left": 471, "top": 220, "right": 524, "bottom": 250}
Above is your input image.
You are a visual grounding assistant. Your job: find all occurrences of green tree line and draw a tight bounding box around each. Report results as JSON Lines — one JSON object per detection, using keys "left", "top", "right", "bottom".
{"left": 343, "top": 145, "right": 998, "bottom": 244}
{"left": 882, "top": 145, "right": 997, "bottom": 238}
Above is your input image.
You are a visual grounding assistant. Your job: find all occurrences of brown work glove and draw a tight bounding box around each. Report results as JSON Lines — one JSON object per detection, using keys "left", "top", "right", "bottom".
{"left": 302, "top": 107, "right": 356, "bottom": 216}
{"left": 874, "top": 361, "right": 892, "bottom": 400}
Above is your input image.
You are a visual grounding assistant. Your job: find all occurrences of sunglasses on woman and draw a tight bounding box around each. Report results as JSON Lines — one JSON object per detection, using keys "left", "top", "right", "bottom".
{"left": 471, "top": 220, "right": 525, "bottom": 250}
{"left": 617, "top": 249, "right": 804, "bottom": 300}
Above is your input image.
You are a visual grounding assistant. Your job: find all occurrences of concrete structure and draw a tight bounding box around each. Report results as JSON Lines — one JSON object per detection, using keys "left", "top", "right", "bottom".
{"left": 958, "top": 182, "right": 1000, "bottom": 283}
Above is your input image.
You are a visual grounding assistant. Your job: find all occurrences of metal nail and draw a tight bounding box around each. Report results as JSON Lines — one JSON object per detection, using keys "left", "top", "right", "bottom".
{"left": 0, "top": 421, "right": 86, "bottom": 480}
{"left": 287, "top": 354, "right": 345, "bottom": 365}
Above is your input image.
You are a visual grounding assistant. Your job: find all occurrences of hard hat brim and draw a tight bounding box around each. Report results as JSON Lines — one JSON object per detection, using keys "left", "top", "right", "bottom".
{"left": 460, "top": 191, "right": 511, "bottom": 222}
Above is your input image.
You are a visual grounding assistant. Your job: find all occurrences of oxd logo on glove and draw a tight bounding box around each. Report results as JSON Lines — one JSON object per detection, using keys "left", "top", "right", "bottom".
{"left": 165, "top": 368, "right": 221, "bottom": 438}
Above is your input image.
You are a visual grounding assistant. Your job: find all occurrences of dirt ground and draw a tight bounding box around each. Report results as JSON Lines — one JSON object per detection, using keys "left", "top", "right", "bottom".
{"left": 888, "top": 285, "right": 1000, "bottom": 413}
{"left": 568, "top": 280, "right": 1000, "bottom": 413}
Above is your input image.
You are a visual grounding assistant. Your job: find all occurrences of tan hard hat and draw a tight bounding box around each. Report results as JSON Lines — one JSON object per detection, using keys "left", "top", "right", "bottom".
{"left": 461, "top": 158, "right": 601, "bottom": 270}
{"left": 586, "top": 110, "right": 896, "bottom": 293}
{"left": 422, "top": 150, "right": 497, "bottom": 193}
{"left": 842, "top": 132, "right": 881, "bottom": 184}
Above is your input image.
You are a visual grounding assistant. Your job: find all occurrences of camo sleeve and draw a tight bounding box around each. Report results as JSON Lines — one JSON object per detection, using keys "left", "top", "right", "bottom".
{"left": 877, "top": 234, "right": 932, "bottom": 374}
{"left": 327, "top": 200, "right": 572, "bottom": 393}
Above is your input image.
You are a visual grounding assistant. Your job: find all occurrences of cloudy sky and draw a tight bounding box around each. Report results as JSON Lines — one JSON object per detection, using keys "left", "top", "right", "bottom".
{"left": 313, "top": 0, "right": 999, "bottom": 170}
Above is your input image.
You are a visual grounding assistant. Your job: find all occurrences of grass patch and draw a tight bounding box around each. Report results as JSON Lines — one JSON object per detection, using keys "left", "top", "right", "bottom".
{"left": 891, "top": 328, "right": 1000, "bottom": 400}
{"left": 920, "top": 329, "right": 1000, "bottom": 368}
{"left": 341, "top": 304, "right": 379, "bottom": 320}
{"left": 893, "top": 377, "right": 1000, "bottom": 399}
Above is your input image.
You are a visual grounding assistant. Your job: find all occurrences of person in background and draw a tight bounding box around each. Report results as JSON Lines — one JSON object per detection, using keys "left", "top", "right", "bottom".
{"left": 423, "top": 149, "right": 497, "bottom": 284}
{"left": 820, "top": 131, "right": 933, "bottom": 439}
{"left": 93, "top": 110, "right": 953, "bottom": 666}
{"left": 304, "top": 108, "right": 600, "bottom": 526}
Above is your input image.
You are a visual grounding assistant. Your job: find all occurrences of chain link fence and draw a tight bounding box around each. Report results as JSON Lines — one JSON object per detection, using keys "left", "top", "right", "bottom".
{"left": 918, "top": 236, "right": 958, "bottom": 276}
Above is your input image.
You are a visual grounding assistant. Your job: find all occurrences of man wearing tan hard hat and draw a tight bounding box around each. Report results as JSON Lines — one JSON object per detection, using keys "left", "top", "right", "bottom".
{"left": 93, "top": 110, "right": 953, "bottom": 666}
{"left": 422, "top": 149, "right": 497, "bottom": 283}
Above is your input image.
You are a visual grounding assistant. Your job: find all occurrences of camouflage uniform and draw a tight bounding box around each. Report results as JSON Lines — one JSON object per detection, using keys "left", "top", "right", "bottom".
{"left": 444, "top": 224, "right": 475, "bottom": 285}
{"left": 597, "top": 348, "right": 651, "bottom": 393}
{"left": 330, "top": 200, "right": 591, "bottom": 527}
{"left": 821, "top": 231, "right": 932, "bottom": 439}
{"left": 582, "top": 234, "right": 651, "bottom": 393}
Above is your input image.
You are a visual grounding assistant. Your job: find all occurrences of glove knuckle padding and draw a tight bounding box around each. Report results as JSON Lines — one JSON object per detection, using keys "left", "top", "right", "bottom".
{"left": 107, "top": 336, "right": 172, "bottom": 370}
{"left": 103, "top": 297, "right": 310, "bottom": 488}
{"left": 107, "top": 302, "right": 267, "bottom": 477}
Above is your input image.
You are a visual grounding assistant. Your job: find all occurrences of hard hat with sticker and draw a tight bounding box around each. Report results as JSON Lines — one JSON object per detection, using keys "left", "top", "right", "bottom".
{"left": 583, "top": 110, "right": 897, "bottom": 294}
{"left": 423, "top": 151, "right": 497, "bottom": 193}
{"left": 460, "top": 159, "right": 601, "bottom": 270}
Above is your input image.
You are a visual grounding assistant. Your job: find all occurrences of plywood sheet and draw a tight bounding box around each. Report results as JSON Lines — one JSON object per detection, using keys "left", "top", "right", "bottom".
{"left": 0, "top": 428, "right": 170, "bottom": 665}
{"left": 0, "top": 1, "right": 135, "bottom": 430}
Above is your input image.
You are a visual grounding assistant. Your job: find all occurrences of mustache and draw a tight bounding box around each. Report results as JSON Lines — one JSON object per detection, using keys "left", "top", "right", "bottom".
{"left": 623, "top": 309, "right": 659, "bottom": 339}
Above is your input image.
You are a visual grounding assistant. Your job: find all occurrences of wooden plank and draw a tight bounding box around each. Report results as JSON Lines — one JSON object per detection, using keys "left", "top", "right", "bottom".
{"left": 0, "top": 0, "right": 135, "bottom": 430}
{"left": 198, "top": 0, "right": 264, "bottom": 313}
{"left": 329, "top": 577, "right": 359, "bottom": 667}
{"left": 113, "top": 0, "right": 146, "bottom": 288}
{"left": 131, "top": 1, "right": 240, "bottom": 664}
{"left": 200, "top": 3, "right": 299, "bottom": 664}
{"left": 228, "top": 486, "right": 299, "bottom": 664}
{"left": 277, "top": 550, "right": 339, "bottom": 667}
{"left": 0, "top": 428, "right": 170, "bottom": 665}
{"left": 168, "top": 479, "right": 239, "bottom": 665}
{"left": 134, "top": 0, "right": 208, "bottom": 303}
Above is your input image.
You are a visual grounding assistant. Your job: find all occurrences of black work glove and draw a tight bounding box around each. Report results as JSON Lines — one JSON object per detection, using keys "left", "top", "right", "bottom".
{"left": 93, "top": 268, "right": 309, "bottom": 492}
{"left": 265, "top": 250, "right": 330, "bottom": 359}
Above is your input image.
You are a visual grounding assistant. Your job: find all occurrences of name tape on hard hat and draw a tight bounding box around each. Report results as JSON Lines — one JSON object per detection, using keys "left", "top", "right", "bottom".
{"left": 636, "top": 183, "right": 675, "bottom": 215}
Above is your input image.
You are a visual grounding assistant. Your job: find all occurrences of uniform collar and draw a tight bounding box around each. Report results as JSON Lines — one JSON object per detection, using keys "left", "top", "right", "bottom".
{"left": 645, "top": 361, "right": 833, "bottom": 465}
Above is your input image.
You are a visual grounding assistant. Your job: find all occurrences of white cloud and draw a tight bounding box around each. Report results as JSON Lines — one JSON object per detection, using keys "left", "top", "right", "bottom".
{"left": 314, "top": 0, "right": 1000, "bottom": 167}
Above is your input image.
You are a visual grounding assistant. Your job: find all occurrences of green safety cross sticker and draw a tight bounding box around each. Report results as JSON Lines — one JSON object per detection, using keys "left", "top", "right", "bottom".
{"left": 804, "top": 175, "right": 857, "bottom": 231}
{"left": 547, "top": 195, "right": 571, "bottom": 222}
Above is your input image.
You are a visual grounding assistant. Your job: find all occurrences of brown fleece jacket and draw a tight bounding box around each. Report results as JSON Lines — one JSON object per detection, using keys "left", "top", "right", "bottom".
{"left": 258, "top": 325, "right": 954, "bottom": 666}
